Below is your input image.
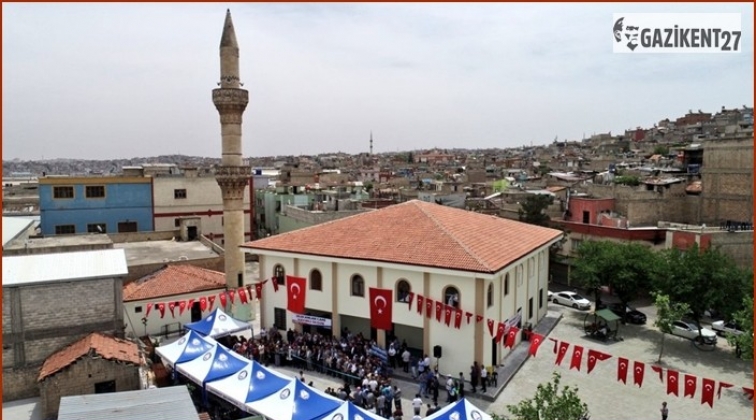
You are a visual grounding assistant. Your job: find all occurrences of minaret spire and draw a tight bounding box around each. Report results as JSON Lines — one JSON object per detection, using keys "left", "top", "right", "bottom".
{"left": 213, "top": 9, "right": 251, "bottom": 306}
{"left": 370, "top": 131, "right": 373, "bottom": 156}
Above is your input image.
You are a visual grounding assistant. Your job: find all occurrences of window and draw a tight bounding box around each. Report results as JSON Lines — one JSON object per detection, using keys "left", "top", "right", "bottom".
{"left": 274, "top": 265, "right": 285, "bottom": 285}
{"left": 504, "top": 273, "right": 510, "bottom": 296}
{"left": 53, "top": 186, "right": 74, "bottom": 199}
{"left": 135, "top": 306, "right": 143, "bottom": 313}
{"left": 443, "top": 286, "right": 460, "bottom": 308}
{"left": 117, "top": 221, "right": 137, "bottom": 232}
{"left": 529, "top": 298, "right": 534, "bottom": 319}
{"left": 94, "top": 380, "right": 116, "bottom": 394}
{"left": 517, "top": 265, "right": 524, "bottom": 286}
{"left": 273, "top": 308, "right": 286, "bottom": 330}
{"left": 87, "top": 223, "right": 106, "bottom": 233}
{"left": 309, "top": 269, "right": 322, "bottom": 291}
{"left": 396, "top": 280, "right": 411, "bottom": 302}
{"left": 174, "top": 218, "right": 181, "bottom": 227}
{"left": 55, "top": 225, "right": 75, "bottom": 234}
{"left": 174, "top": 189, "right": 187, "bottom": 199}
{"left": 351, "top": 275, "right": 365, "bottom": 297}
{"left": 539, "top": 288, "right": 544, "bottom": 309}
{"left": 571, "top": 239, "right": 583, "bottom": 253}
{"left": 487, "top": 283, "right": 494, "bottom": 307}
{"left": 528, "top": 258, "right": 534, "bottom": 278}
{"left": 85, "top": 185, "right": 105, "bottom": 198}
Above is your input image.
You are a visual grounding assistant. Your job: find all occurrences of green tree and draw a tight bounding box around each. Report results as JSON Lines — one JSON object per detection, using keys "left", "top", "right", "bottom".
{"left": 610, "top": 243, "right": 660, "bottom": 315}
{"left": 570, "top": 240, "right": 616, "bottom": 305}
{"left": 653, "top": 292, "right": 690, "bottom": 362}
{"left": 726, "top": 296, "right": 754, "bottom": 360}
{"left": 654, "top": 244, "right": 751, "bottom": 334}
{"left": 653, "top": 145, "right": 670, "bottom": 156}
{"left": 497, "top": 372, "right": 588, "bottom": 420}
{"left": 518, "top": 195, "right": 554, "bottom": 227}
{"left": 614, "top": 175, "right": 640, "bottom": 186}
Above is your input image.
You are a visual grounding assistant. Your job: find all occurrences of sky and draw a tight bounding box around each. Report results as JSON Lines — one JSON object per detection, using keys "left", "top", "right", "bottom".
{"left": 3, "top": 3, "right": 754, "bottom": 160}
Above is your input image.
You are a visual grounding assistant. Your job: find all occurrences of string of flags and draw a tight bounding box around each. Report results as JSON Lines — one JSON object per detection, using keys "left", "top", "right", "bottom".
{"left": 139, "top": 276, "right": 753, "bottom": 410}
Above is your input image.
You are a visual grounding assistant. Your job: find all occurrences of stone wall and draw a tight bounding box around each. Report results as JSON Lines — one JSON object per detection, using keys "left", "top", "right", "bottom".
{"left": 123, "top": 256, "right": 225, "bottom": 284}
{"left": 2, "top": 366, "right": 40, "bottom": 401}
{"left": 701, "top": 137, "right": 753, "bottom": 224}
{"left": 710, "top": 231, "right": 753, "bottom": 269}
{"left": 39, "top": 357, "right": 141, "bottom": 419}
{"left": 108, "top": 230, "right": 178, "bottom": 244}
{"left": 583, "top": 183, "right": 691, "bottom": 226}
{"left": 2, "top": 277, "right": 123, "bottom": 402}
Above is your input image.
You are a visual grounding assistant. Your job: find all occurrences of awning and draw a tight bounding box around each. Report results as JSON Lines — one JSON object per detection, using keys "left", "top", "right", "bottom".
{"left": 594, "top": 308, "right": 621, "bottom": 322}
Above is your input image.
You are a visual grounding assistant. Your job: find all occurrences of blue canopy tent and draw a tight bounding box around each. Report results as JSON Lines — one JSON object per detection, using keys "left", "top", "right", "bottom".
{"left": 423, "top": 399, "right": 493, "bottom": 420}
{"left": 155, "top": 330, "right": 215, "bottom": 368}
{"left": 245, "top": 378, "right": 342, "bottom": 420}
{"left": 175, "top": 342, "right": 249, "bottom": 406}
{"left": 184, "top": 307, "right": 252, "bottom": 339}
{"left": 206, "top": 360, "right": 292, "bottom": 410}
{"left": 314, "top": 401, "right": 387, "bottom": 420}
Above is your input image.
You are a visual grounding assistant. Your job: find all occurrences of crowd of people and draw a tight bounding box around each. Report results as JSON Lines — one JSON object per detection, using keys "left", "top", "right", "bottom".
{"left": 214, "top": 325, "right": 494, "bottom": 419}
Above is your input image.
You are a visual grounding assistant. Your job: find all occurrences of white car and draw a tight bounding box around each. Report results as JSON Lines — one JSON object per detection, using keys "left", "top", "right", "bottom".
{"left": 551, "top": 291, "right": 591, "bottom": 310}
{"left": 548, "top": 290, "right": 554, "bottom": 300}
{"left": 670, "top": 320, "right": 718, "bottom": 345}
{"left": 711, "top": 320, "right": 744, "bottom": 337}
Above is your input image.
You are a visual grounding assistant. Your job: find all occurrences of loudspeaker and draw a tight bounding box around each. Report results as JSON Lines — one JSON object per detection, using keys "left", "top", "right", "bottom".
{"left": 433, "top": 345, "right": 442, "bottom": 358}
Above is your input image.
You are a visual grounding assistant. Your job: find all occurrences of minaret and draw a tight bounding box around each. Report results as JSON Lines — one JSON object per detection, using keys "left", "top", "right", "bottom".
{"left": 213, "top": 9, "right": 249, "bottom": 294}
{"left": 370, "top": 131, "right": 374, "bottom": 156}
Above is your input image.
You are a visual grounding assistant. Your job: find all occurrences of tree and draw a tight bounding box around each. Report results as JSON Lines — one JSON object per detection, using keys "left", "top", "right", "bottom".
{"left": 518, "top": 195, "right": 554, "bottom": 227}
{"left": 610, "top": 243, "right": 661, "bottom": 315}
{"left": 570, "top": 240, "right": 616, "bottom": 305}
{"left": 614, "top": 175, "right": 640, "bottom": 186}
{"left": 653, "top": 292, "right": 690, "bottom": 362}
{"left": 654, "top": 244, "right": 752, "bottom": 335}
{"left": 497, "top": 372, "right": 589, "bottom": 420}
{"left": 653, "top": 145, "right": 670, "bottom": 156}
{"left": 726, "top": 296, "right": 753, "bottom": 360}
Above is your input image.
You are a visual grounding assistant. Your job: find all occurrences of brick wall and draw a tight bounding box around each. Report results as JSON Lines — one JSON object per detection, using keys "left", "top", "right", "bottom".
{"left": 2, "top": 277, "right": 122, "bottom": 401}
{"left": 2, "top": 366, "right": 40, "bottom": 401}
{"left": 701, "top": 138, "right": 753, "bottom": 224}
{"left": 108, "top": 230, "right": 178, "bottom": 244}
{"left": 40, "top": 357, "right": 140, "bottom": 419}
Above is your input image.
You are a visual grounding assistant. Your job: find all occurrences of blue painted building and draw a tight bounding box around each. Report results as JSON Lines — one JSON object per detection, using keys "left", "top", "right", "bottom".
{"left": 39, "top": 177, "right": 153, "bottom": 235}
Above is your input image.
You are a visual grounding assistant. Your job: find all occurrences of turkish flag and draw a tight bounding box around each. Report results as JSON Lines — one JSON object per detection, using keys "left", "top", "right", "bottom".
{"left": 495, "top": 323, "right": 506, "bottom": 344}
{"left": 168, "top": 302, "right": 177, "bottom": 318}
{"left": 617, "top": 357, "right": 629, "bottom": 384}
{"left": 684, "top": 374, "right": 697, "bottom": 398}
{"left": 476, "top": 314, "right": 484, "bottom": 323}
{"left": 717, "top": 382, "right": 732, "bottom": 399}
{"left": 435, "top": 301, "right": 443, "bottom": 322}
{"left": 199, "top": 297, "right": 207, "bottom": 312}
{"left": 487, "top": 319, "right": 495, "bottom": 337}
{"left": 555, "top": 341, "right": 570, "bottom": 366}
{"left": 701, "top": 378, "right": 715, "bottom": 408}
{"left": 666, "top": 370, "right": 679, "bottom": 396}
{"left": 157, "top": 302, "right": 166, "bottom": 318}
{"left": 548, "top": 338, "right": 558, "bottom": 354}
{"left": 569, "top": 345, "right": 583, "bottom": 371}
{"left": 454, "top": 309, "right": 463, "bottom": 329}
{"left": 417, "top": 295, "right": 424, "bottom": 314}
{"left": 187, "top": 299, "right": 195, "bottom": 312}
{"left": 586, "top": 349, "right": 611, "bottom": 374}
{"left": 145, "top": 303, "right": 153, "bottom": 317}
{"left": 219, "top": 292, "right": 228, "bottom": 308}
{"left": 743, "top": 387, "right": 754, "bottom": 400}
{"left": 178, "top": 300, "right": 187, "bottom": 316}
{"left": 504, "top": 327, "right": 519, "bottom": 348}
{"left": 425, "top": 298, "right": 433, "bottom": 318}
{"left": 633, "top": 361, "right": 645, "bottom": 387}
{"left": 651, "top": 366, "right": 663, "bottom": 382}
{"left": 255, "top": 283, "right": 263, "bottom": 300}
{"left": 271, "top": 278, "right": 279, "bottom": 292}
{"left": 238, "top": 287, "right": 248, "bottom": 304}
{"left": 286, "top": 275, "right": 307, "bottom": 314}
{"left": 528, "top": 333, "right": 543, "bottom": 357}
{"left": 408, "top": 292, "right": 415, "bottom": 307}
{"left": 369, "top": 287, "right": 393, "bottom": 330}
{"left": 208, "top": 295, "right": 216, "bottom": 310}
{"left": 465, "top": 312, "right": 473, "bottom": 324}
{"left": 444, "top": 305, "right": 452, "bottom": 326}
{"left": 228, "top": 289, "right": 236, "bottom": 304}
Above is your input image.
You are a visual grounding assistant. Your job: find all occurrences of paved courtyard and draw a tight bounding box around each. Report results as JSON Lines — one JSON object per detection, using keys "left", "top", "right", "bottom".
{"left": 247, "top": 297, "right": 753, "bottom": 420}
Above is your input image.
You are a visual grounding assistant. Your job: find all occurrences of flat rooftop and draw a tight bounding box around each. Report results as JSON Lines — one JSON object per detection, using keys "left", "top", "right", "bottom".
{"left": 2, "top": 397, "right": 42, "bottom": 420}
{"left": 4, "top": 233, "right": 113, "bottom": 252}
{"left": 114, "top": 240, "right": 219, "bottom": 265}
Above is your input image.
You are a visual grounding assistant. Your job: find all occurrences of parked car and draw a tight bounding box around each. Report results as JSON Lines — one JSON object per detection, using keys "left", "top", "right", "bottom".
{"left": 551, "top": 291, "right": 591, "bottom": 310}
{"left": 670, "top": 320, "right": 718, "bottom": 345}
{"left": 606, "top": 303, "right": 647, "bottom": 324}
{"left": 548, "top": 290, "right": 554, "bottom": 300}
{"left": 711, "top": 320, "right": 745, "bottom": 337}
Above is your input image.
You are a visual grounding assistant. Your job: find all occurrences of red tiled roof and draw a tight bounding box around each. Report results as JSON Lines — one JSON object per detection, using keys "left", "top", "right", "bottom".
{"left": 38, "top": 332, "right": 140, "bottom": 382}
{"left": 242, "top": 200, "right": 563, "bottom": 273}
{"left": 123, "top": 264, "right": 226, "bottom": 302}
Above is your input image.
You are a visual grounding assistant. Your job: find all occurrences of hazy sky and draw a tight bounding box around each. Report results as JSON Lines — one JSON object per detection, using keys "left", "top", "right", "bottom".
{"left": 3, "top": 3, "right": 753, "bottom": 160}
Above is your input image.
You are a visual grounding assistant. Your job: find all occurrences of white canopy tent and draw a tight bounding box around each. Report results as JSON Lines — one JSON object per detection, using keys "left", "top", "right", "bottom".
{"left": 184, "top": 307, "right": 252, "bottom": 338}
{"left": 423, "top": 399, "right": 493, "bottom": 420}
{"left": 205, "top": 359, "right": 292, "bottom": 410}
{"left": 155, "top": 330, "right": 216, "bottom": 368}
